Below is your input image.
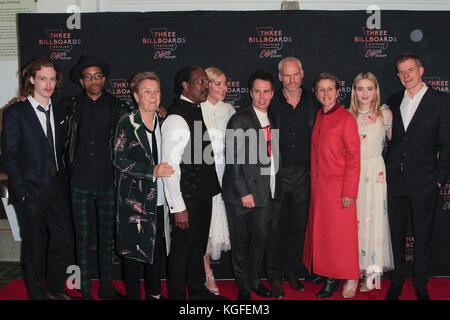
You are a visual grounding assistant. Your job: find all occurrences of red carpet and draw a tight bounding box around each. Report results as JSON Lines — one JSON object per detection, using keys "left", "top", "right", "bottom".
{"left": 0, "top": 278, "right": 449, "bottom": 300}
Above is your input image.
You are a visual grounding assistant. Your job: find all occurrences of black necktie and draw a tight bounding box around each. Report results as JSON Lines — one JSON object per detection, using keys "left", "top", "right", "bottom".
{"left": 146, "top": 117, "right": 158, "bottom": 164}
{"left": 37, "top": 105, "right": 58, "bottom": 177}
{"left": 151, "top": 128, "right": 158, "bottom": 165}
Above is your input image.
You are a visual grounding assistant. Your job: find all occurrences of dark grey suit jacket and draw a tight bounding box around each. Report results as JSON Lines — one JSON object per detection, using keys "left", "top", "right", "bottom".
{"left": 222, "top": 105, "right": 280, "bottom": 207}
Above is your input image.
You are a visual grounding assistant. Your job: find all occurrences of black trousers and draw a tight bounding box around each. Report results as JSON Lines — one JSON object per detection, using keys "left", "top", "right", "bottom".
{"left": 16, "top": 177, "right": 74, "bottom": 300}
{"left": 168, "top": 197, "right": 212, "bottom": 299}
{"left": 225, "top": 201, "right": 272, "bottom": 293}
{"left": 122, "top": 206, "right": 165, "bottom": 300}
{"left": 267, "top": 164, "right": 310, "bottom": 282}
{"left": 387, "top": 179, "right": 439, "bottom": 290}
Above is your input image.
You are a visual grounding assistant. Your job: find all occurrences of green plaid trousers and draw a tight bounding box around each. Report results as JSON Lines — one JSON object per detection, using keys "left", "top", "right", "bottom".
{"left": 71, "top": 187, "right": 116, "bottom": 295}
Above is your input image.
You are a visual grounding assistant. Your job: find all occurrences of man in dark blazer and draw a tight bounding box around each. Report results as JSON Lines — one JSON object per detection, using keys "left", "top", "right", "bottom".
{"left": 385, "top": 53, "right": 450, "bottom": 300}
{"left": 266, "top": 57, "right": 320, "bottom": 298}
{"left": 222, "top": 70, "right": 279, "bottom": 300}
{"left": 1, "top": 56, "right": 73, "bottom": 300}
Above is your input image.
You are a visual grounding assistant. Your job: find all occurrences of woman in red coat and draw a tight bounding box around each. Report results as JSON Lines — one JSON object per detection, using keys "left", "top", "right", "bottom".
{"left": 303, "top": 73, "right": 361, "bottom": 299}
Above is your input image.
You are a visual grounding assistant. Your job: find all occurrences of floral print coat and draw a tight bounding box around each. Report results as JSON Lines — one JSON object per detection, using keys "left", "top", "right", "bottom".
{"left": 113, "top": 110, "right": 170, "bottom": 263}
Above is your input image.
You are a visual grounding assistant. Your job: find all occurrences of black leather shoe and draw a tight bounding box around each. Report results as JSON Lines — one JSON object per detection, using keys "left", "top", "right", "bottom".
{"left": 98, "top": 288, "right": 127, "bottom": 300}
{"left": 252, "top": 283, "right": 272, "bottom": 298}
{"left": 79, "top": 290, "right": 94, "bottom": 300}
{"left": 147, "top": 294, "right": 167, "bottom": 300}
{"left": 191, "top": 289, "right": 229, "bottom": 300}
{"left": 309, "top": 273, "right": 326, "bottom": 284}
{"left": 45, "top": 291, "right": 73, "bottom": 300}
{"left": 237, "top": 289, "right": 251, "bottom": 300}
{"left": 385, "top": 285, "right": 402, "bottom": 300}
{"left": 416, "top": 289, "right": 430, "bottom": 300}
{"left": 271, "top": 281, "right": 285, "bottom": 299}
{"left": 316, "top": 278, "right": 340, "bottom": 298}
{"left": 286, "top": 276, "right": 305, "bottom": 292}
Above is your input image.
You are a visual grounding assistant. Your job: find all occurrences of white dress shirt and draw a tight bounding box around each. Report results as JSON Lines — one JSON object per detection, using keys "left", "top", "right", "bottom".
{"left": 27, "top": 95, "right": 58, "bottom": 170}
{"left": 253, "top": 107, "right": 275, "bottom": 199}
{"left": 145, "top": 116, "right": 164, "bottom": 206}
{"left": 400, "top": 83, "right": 428, "bottom": 130}
{"left": 161, "top": 95, "right": 193, "bottom": 213}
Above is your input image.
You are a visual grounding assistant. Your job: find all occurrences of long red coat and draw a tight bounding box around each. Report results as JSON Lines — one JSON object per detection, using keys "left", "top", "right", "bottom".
{"left": 303, "top": 104, "right": 361, "bottom": 280}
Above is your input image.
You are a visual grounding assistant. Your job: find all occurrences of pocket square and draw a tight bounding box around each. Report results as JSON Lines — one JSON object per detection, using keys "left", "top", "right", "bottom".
{"left": 59, "top": 120, "right": 65, "bottom": 125}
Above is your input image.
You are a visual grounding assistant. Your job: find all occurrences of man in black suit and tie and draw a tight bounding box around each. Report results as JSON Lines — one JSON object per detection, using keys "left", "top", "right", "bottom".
{"left": 1, "top": 56, "right": 74, "bottom": 300}
{"left": 385, "top": 53, "right": 450, "bottom": 300}
{"left": 222, "top": 70, "right": 279, "bottom": 300}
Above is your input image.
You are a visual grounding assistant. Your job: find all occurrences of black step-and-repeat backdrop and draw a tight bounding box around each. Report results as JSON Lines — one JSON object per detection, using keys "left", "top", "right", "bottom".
{"left": 18, "top": 10, "right": 450, "bottom": 279}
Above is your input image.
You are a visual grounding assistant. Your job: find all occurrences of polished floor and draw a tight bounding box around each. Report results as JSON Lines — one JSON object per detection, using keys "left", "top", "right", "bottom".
{"left": 0, "top": 262, "right": 22, "bottom": 289}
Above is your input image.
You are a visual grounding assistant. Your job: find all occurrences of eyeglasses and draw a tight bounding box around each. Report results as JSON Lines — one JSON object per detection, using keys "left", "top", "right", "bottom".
{"left": 82, "top": 73, "right": 105, "bottom": 81}
{"left": 191, "top": 78, "right": 210, "bottom": 85}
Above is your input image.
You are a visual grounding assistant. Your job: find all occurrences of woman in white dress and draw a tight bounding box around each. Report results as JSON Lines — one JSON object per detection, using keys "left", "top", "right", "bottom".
{"left": 347, "top": 72, "right": 395, "bottom": 297}
{"left": 201, "top": 67, "right": 236, "bottom": 295}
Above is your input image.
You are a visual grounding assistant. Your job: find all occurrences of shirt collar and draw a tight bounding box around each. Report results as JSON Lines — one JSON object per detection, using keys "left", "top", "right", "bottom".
{"left": 323, "top": 102, "right": 341, "bottom": 115}
{"left": 180, "top": 94, "right": 195, "bottom": 105}
{"left": 83, "top": 90, "right": 105, "bottom": 103}
{"left": 403, "top": 82, "right": 428, "bottom": 100}
{"left": 27, "top": 95, "right": 52, "bottom": 110}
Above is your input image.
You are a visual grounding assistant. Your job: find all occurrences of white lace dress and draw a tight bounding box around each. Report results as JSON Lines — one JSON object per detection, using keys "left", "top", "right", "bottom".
{"left": 201, "top": 100, "right": 235, "bottom": 260}
{"left": 356, "top": 105, "right": 395, "bottom": 275}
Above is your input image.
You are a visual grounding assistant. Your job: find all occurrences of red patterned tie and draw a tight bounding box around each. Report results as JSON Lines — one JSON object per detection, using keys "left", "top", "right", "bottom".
{"left": 262, "top": 125, "right": 272, "bottom": 157}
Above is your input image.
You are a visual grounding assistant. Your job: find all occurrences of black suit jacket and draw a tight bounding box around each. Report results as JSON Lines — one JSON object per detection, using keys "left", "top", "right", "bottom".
{"left": 385, "top": 88, "right": 450, "bottom": 189}
{"left": 1, "top": 99, "right": 68, "bottom": 203}
{"left": 222, "top": 105, "right": 279, "bottom": 207}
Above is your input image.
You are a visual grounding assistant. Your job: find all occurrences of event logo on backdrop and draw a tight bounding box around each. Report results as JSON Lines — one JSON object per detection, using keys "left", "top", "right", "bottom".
{"left": 224, "top": 77, "right": 248, "bottom": 109}
{"left": 38, "top": 29, "right": 82, "bottom": 61}
{"left": 354, "top": 26, "right": 397, "bottom": 58}
{"left": 106, "top": 79, "right": 133, "bottom": 107}
{"left": 424, "top": 77, "right": 449, "bottom": 93}
{"left": 249, "top": 27, "right": 293, "bottom": 59}
{"left": 142, "top": 27, "right": 187, "bottom": 60}
{"left": 440, "top": 182, "right": 450, "bottom": 211}
{"left": 405, "top": 234, "right": 415, "bottom": 262}
{"left": 338, "top": 80, "right": 352, "bottom": 106}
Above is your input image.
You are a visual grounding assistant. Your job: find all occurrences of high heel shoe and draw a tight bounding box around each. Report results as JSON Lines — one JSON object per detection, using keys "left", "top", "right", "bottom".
{"left": 342, "top": 280, "right": 358, "bottom": 299}
{"left": 205, "top": 273, "right": 219, "bottom": 295}
{"left": 359, "top": 279, "right": 374, "bottom": 292}
{"left": 316, "top": 277, "right": 340, "bottom": 298}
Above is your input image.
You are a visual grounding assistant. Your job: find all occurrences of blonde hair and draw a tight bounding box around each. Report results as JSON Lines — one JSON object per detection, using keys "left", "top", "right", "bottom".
{"left": 205, "top": 67, "right": 225, "bottom": 82}
{"left": 349, "top": 72, "right": 382, "bottom": 120}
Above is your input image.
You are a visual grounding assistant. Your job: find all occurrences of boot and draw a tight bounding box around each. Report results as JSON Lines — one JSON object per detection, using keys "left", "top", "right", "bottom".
{"left": 316, "top": 277, "right": 340, "bottom": 298}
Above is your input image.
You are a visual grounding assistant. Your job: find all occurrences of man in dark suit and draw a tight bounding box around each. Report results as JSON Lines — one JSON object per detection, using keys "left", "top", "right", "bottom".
{"left": 222, "top": 70, "right": 279, "bottom": 300}
{"left": 1, "top": 56, "right": 73, "bottom": 300}
{"left": 385, "top": 53, "right": 450, "bottom": 300}
{"left": 266, "top": 57, "right": 320, "bottom": 298}
{"left": 161, "top": 66, "right": 226, "bottom": 300}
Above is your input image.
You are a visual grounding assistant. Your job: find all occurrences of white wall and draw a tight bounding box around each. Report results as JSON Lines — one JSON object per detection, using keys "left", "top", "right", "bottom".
{"left": 1, "top": 0, "right": 449, "bottom": 108}
{"left": 98, "top": 0, "right": 450, "bottom": 12}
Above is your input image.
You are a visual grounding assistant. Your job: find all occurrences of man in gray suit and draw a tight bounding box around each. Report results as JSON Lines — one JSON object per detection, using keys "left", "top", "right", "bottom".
{"left": 222, "top": 70, "right": 279, "bottom": 300}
